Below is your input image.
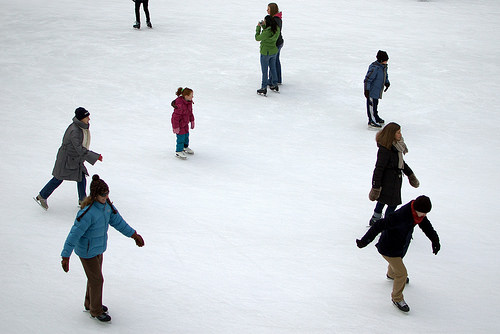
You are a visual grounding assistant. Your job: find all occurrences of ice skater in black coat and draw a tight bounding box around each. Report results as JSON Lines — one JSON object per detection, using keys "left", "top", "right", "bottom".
{"left": 356, "top": 195, "right": 440, "bottom": 312}
{"left": 368, "top": 122, "right": 420, "bottom": 226}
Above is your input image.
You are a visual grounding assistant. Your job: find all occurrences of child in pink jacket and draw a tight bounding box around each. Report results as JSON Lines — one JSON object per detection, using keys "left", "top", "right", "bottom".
{"left": 171, "top": 87, "right": 195, "bottom": 159}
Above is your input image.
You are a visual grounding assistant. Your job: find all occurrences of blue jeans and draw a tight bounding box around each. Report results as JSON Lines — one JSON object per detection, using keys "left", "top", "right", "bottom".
{"left": 40, "top": 172, "right": 87, "bottom": 201}
{"left": 270, "top": 43, "right": 283, "bottom": 84}
{"left": 374, "top": 201, "right": 397, "bottom": 217}
{"left": 176, "top": 133, "right": 189, "bottom": 152}
{"left": 260, "top": 53, "right": 278, "bottom": 89}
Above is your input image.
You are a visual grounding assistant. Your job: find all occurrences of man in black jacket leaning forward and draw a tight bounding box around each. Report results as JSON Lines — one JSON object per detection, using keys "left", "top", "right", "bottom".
{"left": 356, "top": 195, "right": 440, "bottom": 312}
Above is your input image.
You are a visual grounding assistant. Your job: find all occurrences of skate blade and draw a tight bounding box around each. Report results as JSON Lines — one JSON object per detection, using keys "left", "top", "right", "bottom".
{"left": 33, "top": 197, "right": 48, "bottom": 211}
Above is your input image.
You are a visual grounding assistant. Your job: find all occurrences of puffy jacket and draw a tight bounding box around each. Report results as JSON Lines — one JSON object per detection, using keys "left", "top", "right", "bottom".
{"left": 364, "top": 61, "right": 390, "bottom": 99}
{"left": 61, "top": 201, "right": 135, "bottom": 259}
{"left": 52, "top": 117, "right": 100, "bottom": 182}
{"left": 360, "top": 201, "right": 439, "bottom": 258}
{"left": 255, "top": 25, "right": 280, "bottom": 55}
{"left": 171, "top": 96, "right": 194, "bottom": 135}
{"left": 372, "top": 144, "right": 413, "bottom": 206}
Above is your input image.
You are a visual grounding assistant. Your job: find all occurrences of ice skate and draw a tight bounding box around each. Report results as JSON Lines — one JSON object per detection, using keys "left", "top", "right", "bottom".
{"left": 176, "top": 151, "right": 188, "bottom": 160}
{"left": 91, "top": 313, "right": 111, "bottom": 322}
{"left": 257, "top": 88, "right": 267, "bottom": 96}
{"left": 133, "top": 21, "right": 140, "bottom": 29}
{"left": 392, "top": 299, "right": 410, "bottom": 312}
{"left": 34, "top": 194, "right": 48, "bottom": 211}
{"left": 269, "top": 85, "right": 279, "bottom": 93}
{"left": 183, "top": 147, "right": 194, "bottom": 155}
{"left": 368, "top": 121, "right": 382, "bottom": 129}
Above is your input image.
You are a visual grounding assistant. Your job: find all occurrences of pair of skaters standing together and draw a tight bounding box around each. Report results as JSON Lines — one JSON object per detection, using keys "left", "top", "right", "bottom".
{"left": 255, "top": 3, "right": 284, "bottom": 96}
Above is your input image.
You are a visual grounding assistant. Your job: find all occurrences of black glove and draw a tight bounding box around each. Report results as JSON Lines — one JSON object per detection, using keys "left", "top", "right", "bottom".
{"left": 171, "top": 100, "right": 177, "bottom": 109}
{"left": 384, "top": 83, "right": 390, "bottom": 92}
{"left": 356, "top": 239, "right": 368, "bottom": 248}
{"left": 61, "top": 257, "right": 70, "bottom": 272}
{"left": 432, "top": 241, "right": 440, "bottom": 255}
{"left": 364, "top": 90, "right": 370, "bottom": 99}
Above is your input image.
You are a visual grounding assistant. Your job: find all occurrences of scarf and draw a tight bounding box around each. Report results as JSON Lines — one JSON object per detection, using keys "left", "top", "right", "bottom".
{"left": 81, "top": 128, "right": 91, "bottom": 149}
{"left": 393, "top": 137, "right": 408, "bottom": 169}
{"left": 411, "top": 201, "right": 425, "bottom": 225}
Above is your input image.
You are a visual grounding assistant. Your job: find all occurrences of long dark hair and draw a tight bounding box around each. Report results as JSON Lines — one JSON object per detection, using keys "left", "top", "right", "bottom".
{"left": 264, "top": 15, "right": 278, "bottom": 34}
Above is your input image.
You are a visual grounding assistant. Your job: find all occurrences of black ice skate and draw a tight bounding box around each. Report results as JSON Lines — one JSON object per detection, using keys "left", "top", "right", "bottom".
{"left": 257, "top": 88, "right": 267, "bottom": 96}
{"left": 133, "top": 21, "right": 140, "bottom": 29}
{"left": 392, "top": 299, "right": 410, "bottom": 313}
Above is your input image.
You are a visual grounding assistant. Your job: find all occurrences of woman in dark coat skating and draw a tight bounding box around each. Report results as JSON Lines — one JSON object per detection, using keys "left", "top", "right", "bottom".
{"left": 368, "top": 122, "right": 420, "bottom": 225}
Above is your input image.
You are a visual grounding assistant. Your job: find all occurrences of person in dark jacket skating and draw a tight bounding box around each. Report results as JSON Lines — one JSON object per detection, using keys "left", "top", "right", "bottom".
{"left": 34, "top": 107, "right": 102, "bottom": 210}
{"left": 368, "top": 122, "right": 420, "bottom": 226}
{"left": 61, "top": 175, "right": 145, "bottom": 322}
{"left": 356, "top": 195, "right": 441, "bottom": 312}
{"left": 364, "top": 50, "right": 390, "bottom": 128}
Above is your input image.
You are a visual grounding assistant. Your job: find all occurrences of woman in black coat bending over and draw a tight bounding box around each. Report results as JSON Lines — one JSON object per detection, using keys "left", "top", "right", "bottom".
{"left": 368, "top": 122, "right": 420, "bottom": 225}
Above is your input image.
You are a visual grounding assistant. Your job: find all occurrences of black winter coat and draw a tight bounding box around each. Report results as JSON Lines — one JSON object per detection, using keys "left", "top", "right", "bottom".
{"left": 372, "top": 144, "right": 413, "bottom": 206}
{"left": 273, "top": 16, "right": 283, "bottom": 47}
{"left": 360, "top": 202, "right": 439, "bottom": 258}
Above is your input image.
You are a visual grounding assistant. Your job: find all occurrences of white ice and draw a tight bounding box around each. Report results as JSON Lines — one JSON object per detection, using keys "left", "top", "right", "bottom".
{"left": 1, "top": 0, "right": 500, "bottom": 333}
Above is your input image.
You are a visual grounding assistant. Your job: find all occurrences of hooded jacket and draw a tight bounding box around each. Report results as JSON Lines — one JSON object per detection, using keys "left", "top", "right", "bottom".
{"left": 171, "top": 96, "right": 194, "bottom": 135}
{"left": 52, "top": 117, "right": 100, "bottom": 182}
{"left": 364, "top": 61, "right": 390, "bottom": 99}
{"left": 360, "top": 201, "right": 439, "bottom": 258}
{"left": 61, "top": 201, "right": 135, "bottom": 259}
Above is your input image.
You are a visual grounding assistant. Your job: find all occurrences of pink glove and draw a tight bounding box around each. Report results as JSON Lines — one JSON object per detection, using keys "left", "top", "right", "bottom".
{"left": 191, "top": 120, "right": 195, "bottom": 129}
{"left": 173, "top": 128, "right": 180, "bottom": 134}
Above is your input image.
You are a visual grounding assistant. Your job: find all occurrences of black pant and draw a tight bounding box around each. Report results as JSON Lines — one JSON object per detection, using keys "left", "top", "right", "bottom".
{"left": 366, "top": 97, "right": 381, "bottom": 123}
{"left": 135, "top": 0, "right": 150, "bottom": 23}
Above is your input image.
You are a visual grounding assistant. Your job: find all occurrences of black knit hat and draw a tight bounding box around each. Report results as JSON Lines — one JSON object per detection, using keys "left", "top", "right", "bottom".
{"left": 376, "top": 50, "right": 389, "bottom": 62}
{"left": 75, "top": 107, "right": 90, "bottom": 120}
{"left": 413, "top": 195, "right": 432, "bottom": 213}
{"left": 90, "top": 174, "right": 109, "bottom": 198}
